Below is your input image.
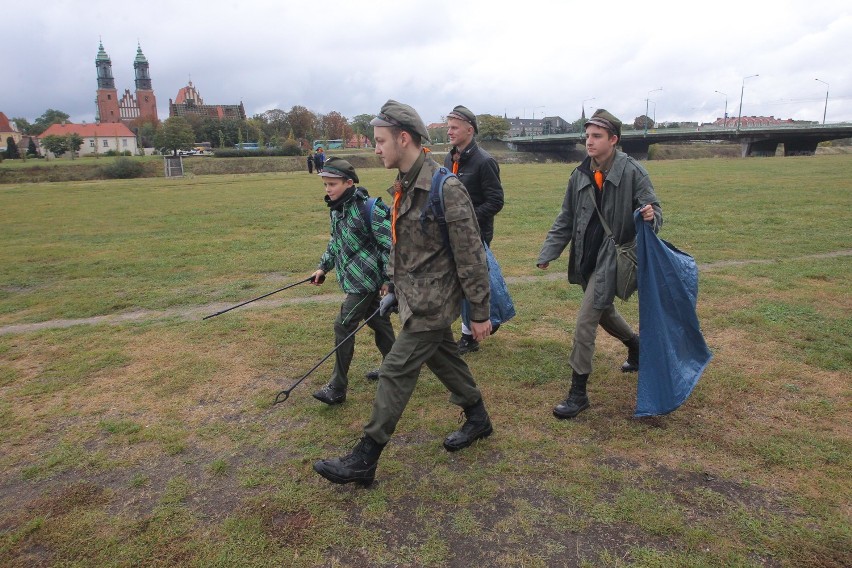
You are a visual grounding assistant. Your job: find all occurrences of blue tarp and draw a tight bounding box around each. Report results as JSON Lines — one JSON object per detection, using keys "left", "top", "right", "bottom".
{"left": 635, "top": 211, "right": 712, "bottom": 417}
{"left": 461, "top": 243, "right": 516, "bottom": 328}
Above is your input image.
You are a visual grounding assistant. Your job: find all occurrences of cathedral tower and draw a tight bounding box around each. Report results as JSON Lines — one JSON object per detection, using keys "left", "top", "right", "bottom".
{"left": 95, "top": 42, "right": 120, "bottom": 123}
{"left": 133, "top": 43, "right": 158, "bottom": 123}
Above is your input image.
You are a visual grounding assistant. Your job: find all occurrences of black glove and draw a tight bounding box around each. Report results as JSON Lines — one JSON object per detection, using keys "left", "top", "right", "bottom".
{"left": 379, "top": 293, "right": 398, "bottom": 316}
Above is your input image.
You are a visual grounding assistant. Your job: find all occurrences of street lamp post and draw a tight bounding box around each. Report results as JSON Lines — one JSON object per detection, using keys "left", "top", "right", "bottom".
{"left": 736, "top": 74, "right": 759, "bottom": 132}
{"left": 714, "top": 90, "right": 728, "bottom": 129}
{"left": 815, "top": 78, "right": 829, "bottom": 125}
{"left": 644, "top": 88, "right": 662, "bottom": 135}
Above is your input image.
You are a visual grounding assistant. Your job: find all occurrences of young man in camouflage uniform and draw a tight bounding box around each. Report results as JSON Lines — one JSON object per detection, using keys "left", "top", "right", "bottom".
{"left": 313, "top": 100, "right": 494, "bottom": 486}
{"left": 310, "top": 157, "right": 396, "bottom": 405}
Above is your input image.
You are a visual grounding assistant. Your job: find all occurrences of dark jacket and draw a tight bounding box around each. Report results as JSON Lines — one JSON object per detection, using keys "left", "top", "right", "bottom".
{"left": 537, "top": 150, "right": 662, "bottom": 309}
{"left": 443, "top": 141, "right": 504, "bottom": 245}
{"left": 389, "top": 152, "right": 490, "bottom": 331}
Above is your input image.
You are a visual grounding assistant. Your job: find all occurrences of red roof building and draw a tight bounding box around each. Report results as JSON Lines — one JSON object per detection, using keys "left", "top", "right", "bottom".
{"left": 40, "top": 122, "right": 139, "bottom": 156}
{"left": 169, "top": 80, "right": 246, "bottom": 120}
{"left": 0, "top": 112, "right": 22, "bottom": 151}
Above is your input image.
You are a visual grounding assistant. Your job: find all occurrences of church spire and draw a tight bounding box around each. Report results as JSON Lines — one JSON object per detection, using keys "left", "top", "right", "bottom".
{"left": 134, "top": 42, "right": 152, "bottom": 90}
{"left": 95, "top": 41, "right": 115, "bottom": 89}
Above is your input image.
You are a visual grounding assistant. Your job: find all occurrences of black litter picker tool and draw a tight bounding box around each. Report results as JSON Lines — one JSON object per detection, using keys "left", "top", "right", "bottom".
{"left": 203, "top": 276, "right": 314, "bottom": 320}
{"left": 274, "top": 293, "right": 397, "bottom": 404}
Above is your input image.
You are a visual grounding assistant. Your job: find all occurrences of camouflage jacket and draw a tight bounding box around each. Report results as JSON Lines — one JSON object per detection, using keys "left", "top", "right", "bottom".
{"left": 318, "top": 186, "right": 392, "bottom": 294}
{"left": 388, "top": 152, "right": 490, "bottom": 331}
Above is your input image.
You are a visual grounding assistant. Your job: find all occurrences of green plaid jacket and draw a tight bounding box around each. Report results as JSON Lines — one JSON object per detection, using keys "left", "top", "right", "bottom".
{"left": 318, "top": 187, "right": 392, "bottom": 294}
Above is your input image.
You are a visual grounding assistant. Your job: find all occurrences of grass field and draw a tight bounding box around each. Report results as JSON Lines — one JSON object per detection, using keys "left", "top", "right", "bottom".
{"left": 0, "top": 155, "right": 850, "bottom": 567}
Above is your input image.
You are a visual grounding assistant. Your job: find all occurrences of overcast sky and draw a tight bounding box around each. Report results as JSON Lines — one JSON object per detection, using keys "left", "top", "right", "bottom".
{"left": 4, "top": 0, "right": 851, "bottom": 127}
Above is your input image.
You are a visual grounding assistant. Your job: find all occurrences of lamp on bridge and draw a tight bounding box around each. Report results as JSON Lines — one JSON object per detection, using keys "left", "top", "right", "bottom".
{"left": 736, "top": 74, "right": 759, "bottom": 133}
{"left": 815, "top": 78, "right": 829, "bottom": 125}
{"left": 714, "top": 90, "right": 728, "bottom": 129}
{"left": 644, "top": 88, "right": 662, "bottom": 135}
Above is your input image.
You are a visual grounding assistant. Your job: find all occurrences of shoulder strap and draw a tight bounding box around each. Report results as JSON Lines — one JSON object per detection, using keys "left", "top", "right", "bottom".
{"left": 590, "top": 193, "right": 614, "bottom": 239}
{"left": 421, "top": 167, "right": 455, "bottom": 255}
{"left": 356, "top": 196, "right": 378, "bottom": 240}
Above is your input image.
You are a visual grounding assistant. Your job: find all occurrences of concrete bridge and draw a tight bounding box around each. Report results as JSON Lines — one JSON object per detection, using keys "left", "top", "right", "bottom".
{"left": 506, "top": 123, "right": 852, "bottom": 159}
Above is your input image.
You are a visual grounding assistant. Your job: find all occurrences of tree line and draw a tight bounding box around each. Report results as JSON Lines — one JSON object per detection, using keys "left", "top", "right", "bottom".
{"left": 11, "top": 107, "right": 513, "bottom": 157}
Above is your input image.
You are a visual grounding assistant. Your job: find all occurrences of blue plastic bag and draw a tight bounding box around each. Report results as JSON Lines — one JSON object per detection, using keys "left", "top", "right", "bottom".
{"left": 461, "top": 243, "right": 516, "bottom": 328}
{"left": 634, "top": 211, "right": 712, "bottom": 417}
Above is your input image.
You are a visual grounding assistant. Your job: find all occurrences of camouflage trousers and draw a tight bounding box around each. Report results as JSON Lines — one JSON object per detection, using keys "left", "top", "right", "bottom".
{"left": 364, "top": 327, "right": 483, "bottom": 445}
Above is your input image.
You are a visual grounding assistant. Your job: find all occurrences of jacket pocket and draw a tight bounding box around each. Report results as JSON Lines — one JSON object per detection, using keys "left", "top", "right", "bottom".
{"left": 405, "top": 271, "right": 452, "bottom": 317}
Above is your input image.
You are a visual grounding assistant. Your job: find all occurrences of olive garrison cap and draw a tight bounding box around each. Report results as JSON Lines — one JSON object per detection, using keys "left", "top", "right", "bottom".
{"left": 584, "top": 109, "right": 622, "bottom": 139}
{"left": 319, "top": 156, "right": 359, "bottom": 183}
{"left": 370, "top": 99, "right": 431, "bottom": 143}
{"left": 446, "top": 105, "right": 478, "bottom": 134}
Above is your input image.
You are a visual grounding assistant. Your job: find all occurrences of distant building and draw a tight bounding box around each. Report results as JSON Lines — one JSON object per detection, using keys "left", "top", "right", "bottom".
{"left": 507, "top": 117, "right": 544, "bottom": 137}
{"left": 427, "top": 122, "right": 448, "bottom": 143}
{"left": 95, "top": 42, "right": 159, "bottom": 126}
{"left": 39, "top": 122, "right": 139, "bottom": 157}
{"left": 0, "top": 112, "right": 21, "bottom": 152}
{"left": 169, "top": 81, "right": 246, "bottom": 120}
{"left": 706, "top": 115, "right": 799, "bottom": 128}
{"left": 507, "top": 115, "right": 570, "bottom": 137}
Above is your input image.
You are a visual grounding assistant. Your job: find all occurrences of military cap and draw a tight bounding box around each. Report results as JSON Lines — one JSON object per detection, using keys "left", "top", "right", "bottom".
{"left": 446, "top": 105, "right": 478, "bottom": 134}
{"left": 370, "top": 100, "right": 431, "bottom": 143}
{"left": 319, "top": 156, "right": 359, "bottom": 183}
{"left": 584, "top": 109, "right": 622, "bottom": 139}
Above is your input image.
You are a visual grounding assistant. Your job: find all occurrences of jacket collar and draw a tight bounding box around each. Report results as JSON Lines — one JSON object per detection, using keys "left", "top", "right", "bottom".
{"left": 579, "top": 150, "right": 628, "bottom": 187}
{"left": 451, "top": 140, "right": 479, "bottom": 165}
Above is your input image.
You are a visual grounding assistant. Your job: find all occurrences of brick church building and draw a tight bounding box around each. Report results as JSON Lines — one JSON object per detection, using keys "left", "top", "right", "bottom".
{"left": 95, "top": 42, "right": 159, "bottom": 125}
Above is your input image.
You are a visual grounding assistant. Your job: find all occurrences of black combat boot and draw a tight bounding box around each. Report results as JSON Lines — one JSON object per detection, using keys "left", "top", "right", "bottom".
{"left": 443, "top": 399, "right": 493, "bottom": 452}
{"left": 553, "top": 372, "right": 590, "bottom": 419}
{"left": 312, "top": 383, "right": 346, "bottom": 405}
{"left": 313, "top": 435, "right": 385, "bottom": 487}
{"left": 620, "top": 334, "right": 640, "bottom": 373}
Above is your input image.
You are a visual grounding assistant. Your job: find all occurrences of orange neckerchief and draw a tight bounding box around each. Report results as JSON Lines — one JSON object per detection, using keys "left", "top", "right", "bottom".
{"left": 594, "top": 170, "right": 604, "bottom": 191}
{"left": 451, "top": 148, "right": 460, "bottom": 174}
{"left": 391, "top": 180, "right": 402, "bottom": 244}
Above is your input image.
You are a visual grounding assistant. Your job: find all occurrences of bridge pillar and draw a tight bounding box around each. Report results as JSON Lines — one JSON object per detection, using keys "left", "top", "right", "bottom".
{"left": 782, "top": 139, "right": 818, "bottom": 156}
{"left": 618, "top": 139, "right": 651, "bottom": 160}
{"left": 741, "top": 139, "right": 778, "bottom": 157}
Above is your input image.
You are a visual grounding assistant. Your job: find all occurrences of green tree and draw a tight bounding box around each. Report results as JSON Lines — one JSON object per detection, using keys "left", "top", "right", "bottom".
{"left": 67, "top": 133, "right": 83, "bottom": 159}
{"left": 12, "top": 117, "right": 32, "bottom": 134}
{"left": 287, "top": 105, "right": 317, "bottom": 141}
{"left": 154, "top": 117, "right": 196, "bottom": 156}
{"left": 259, "top": 109, "right": 290, "bottom": 141}
{"left": 350, "top": 114, "right": 375, "bottom": 144}
{"left": 477, "top": 114, "right": 510, "bottom": 140}
{"left": 32, "top": 109, "right": 71, "bottom": 136}
{"left": 634, "top": 115, "right": 653, "bottom": 130}
{"left": 135, "top": 121, "right": 158, "bottom": 148}
{"left": 28, "top": 138, "right": 38, "bottom": 157}
{"left": 40, "top": 134, "right": 69, "bottom": 157}
{"left": 319, "top": 111, "right": 349, "bottom": 140}
{"left": 5, "top": 137, "right": 19, "bottom": 159}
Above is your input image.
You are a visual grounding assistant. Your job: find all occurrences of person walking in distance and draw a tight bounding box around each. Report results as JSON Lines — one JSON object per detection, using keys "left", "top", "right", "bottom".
{"left": 313, "top": 100, "right": 495, "bottom": 486}
{"left": 537, "top": 109, "right": 662, "bottom": 420}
